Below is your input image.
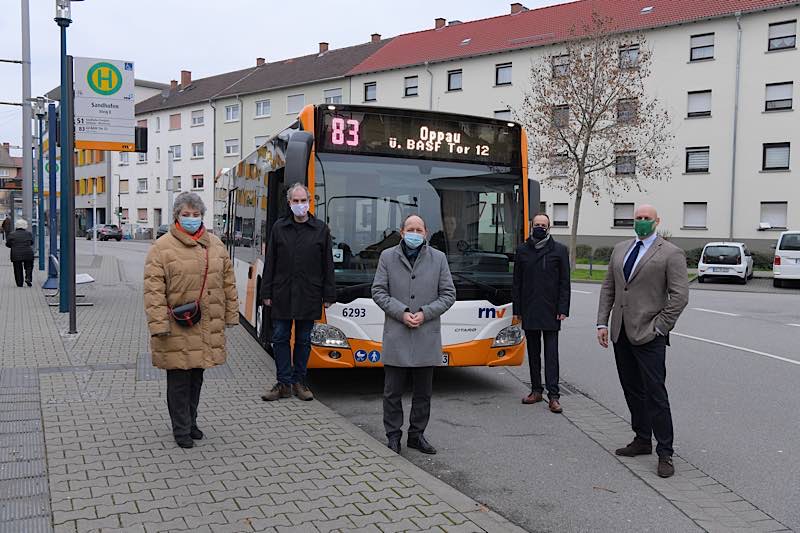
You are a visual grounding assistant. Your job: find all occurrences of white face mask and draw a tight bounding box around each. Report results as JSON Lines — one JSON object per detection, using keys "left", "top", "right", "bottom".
{"left": 290, "top": 203, "right": 309, "bottom": 217}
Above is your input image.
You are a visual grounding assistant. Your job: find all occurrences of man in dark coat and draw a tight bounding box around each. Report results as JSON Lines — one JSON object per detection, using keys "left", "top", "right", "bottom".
{"left": 6, "top": 218, "right": 35, "bottom": 287}
{"left": 1, "top": 214, "right": 11, "bottom": 241}
{"left": 512, "top": 213, "right": 570, "bottom": 413}
{"left": 260, "top": 183, "right": 336, "bottom": 402}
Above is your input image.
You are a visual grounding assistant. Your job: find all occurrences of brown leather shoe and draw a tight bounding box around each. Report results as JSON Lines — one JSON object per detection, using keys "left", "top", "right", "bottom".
{"left": 657, "top": 456, "right": 675, "bottom": 478}
{"left": 615, "top": 438, "right": 653, "bottom": 457}
{"left": 548, "top": 398, "right": 563, "bottom": 413}
{"left": 522, "top": 392, "right": 543, "bottom": 404}
{"left": 293, "top": 383, "right": 314, "bottom": 401}
{"left": 261, "top": 382, "right": 291, "bottom": 401}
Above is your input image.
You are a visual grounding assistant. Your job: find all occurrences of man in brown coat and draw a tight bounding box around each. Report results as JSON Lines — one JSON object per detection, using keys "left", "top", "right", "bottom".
{"left": 597, "top": 204, "right": 688, "bottom": 478}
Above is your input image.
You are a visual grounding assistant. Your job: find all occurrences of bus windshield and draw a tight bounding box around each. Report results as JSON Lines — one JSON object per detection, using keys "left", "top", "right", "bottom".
{"left": 315, "top": 153, "right": 523, "bottom": 304}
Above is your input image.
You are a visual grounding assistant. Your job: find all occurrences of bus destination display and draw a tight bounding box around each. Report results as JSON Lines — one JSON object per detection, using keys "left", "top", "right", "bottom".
{"left": 317, "top": 108, "right": 519, "bottom": 166}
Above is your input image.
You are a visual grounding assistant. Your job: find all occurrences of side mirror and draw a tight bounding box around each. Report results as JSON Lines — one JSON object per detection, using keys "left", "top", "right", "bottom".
{"left": 285, "top": 131, "right": 314, "bottom": 187}
{"left": 528, "top": 178, "right": 540, "bottom": 227}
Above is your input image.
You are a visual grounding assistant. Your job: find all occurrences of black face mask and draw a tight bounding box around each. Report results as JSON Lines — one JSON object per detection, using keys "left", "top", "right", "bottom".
{"left": 532, "top": 226, "right": 548, "bottom": 240}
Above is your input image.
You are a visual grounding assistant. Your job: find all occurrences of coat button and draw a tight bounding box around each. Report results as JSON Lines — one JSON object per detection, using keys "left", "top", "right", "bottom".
{"left": 410, "top": 295, "right": 415, "bottom": 299}
{"left": 411, "top": 275, "right": 416, "bottom": 279}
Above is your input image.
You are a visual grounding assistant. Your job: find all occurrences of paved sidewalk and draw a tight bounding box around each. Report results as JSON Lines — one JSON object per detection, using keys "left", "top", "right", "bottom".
{"left": 0, "top": 252, "right": 524, "bottom": 533}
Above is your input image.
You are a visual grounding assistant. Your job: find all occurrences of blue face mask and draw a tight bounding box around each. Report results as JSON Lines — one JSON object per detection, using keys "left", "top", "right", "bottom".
{"left": 180, "top": 216, "right": 202, "bottom": 234}
{"left": 403, "top": 232, "right": 425, "bottom": 249}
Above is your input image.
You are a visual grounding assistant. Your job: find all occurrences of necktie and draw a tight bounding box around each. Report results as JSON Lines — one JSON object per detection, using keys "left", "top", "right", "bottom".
{"left": 623, "top": 241, "right": 643, "bottom": 281}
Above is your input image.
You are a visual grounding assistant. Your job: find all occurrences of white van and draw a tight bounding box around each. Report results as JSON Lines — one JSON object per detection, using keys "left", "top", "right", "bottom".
{"left": 773, "top": 231, "right": 800, "bottom": 288}
{"left": 697, "top": 242, "right": 753, "bottom": 284}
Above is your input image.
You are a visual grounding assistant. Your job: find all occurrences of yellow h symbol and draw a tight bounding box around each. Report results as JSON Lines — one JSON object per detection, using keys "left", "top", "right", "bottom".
{"left": 96, "top": 68, "right": 115, "bottom": 91}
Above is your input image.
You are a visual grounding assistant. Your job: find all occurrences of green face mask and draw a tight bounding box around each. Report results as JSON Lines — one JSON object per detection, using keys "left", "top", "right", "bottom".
{"left": 634, "top": 218, "right": 656, "bottom": 238}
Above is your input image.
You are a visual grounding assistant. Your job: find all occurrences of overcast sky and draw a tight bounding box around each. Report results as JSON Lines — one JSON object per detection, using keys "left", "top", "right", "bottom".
{"left": 0, "top": 0, "right": 573, "bottom": 152}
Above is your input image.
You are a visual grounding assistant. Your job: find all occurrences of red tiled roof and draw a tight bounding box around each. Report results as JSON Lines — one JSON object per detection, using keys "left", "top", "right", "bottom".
{"left": 348, "top": 0, "right": 800, "bottom": 75}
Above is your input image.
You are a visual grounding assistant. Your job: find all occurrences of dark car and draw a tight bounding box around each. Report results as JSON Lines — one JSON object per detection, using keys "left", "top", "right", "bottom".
{"left": 86, "top": 224, "right": 122, "bottom": 241}
{"left": 156, "top": 224, "right": 169, "bottom": 239}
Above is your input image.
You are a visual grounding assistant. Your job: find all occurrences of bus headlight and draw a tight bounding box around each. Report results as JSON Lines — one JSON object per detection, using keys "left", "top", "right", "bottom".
{"left": 491, "top": 324, "right": 523, "bottom": 347}
{"left": 310, "top": 324, "right": 350, "bottom": 348}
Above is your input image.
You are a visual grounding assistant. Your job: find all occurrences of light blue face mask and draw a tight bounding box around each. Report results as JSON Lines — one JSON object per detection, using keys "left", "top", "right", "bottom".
{"left": 403, "top": 232, "right": 425, "bottom": 249}
{"left": 180, "top": 216, "right": 202, "bottom": 234}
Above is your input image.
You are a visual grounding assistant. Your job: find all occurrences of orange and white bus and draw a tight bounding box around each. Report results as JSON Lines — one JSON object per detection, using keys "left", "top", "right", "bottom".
{"left": 215, "top": 104, "right": 540, "bottom": 368}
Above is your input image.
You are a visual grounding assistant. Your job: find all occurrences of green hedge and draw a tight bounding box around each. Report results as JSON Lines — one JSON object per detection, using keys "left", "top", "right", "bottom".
{"left": 593, "top": 246, "right": 614, "bottom": 262}
{"left": 575, "top": 244, "right": 593, "bottom": 259}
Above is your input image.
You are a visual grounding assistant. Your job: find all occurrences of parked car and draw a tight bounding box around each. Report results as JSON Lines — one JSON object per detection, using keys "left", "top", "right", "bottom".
{"left": 773, "top": 230, "right": 800, "bottom": 288}
{"left": 85, "top": 224, "right": 122, "bottom": 241}
{"left": 697, "top": 242, "right": 753, "bottom": 284}
{"left": 156, "top": 224, "right": 169, "bottom": 239}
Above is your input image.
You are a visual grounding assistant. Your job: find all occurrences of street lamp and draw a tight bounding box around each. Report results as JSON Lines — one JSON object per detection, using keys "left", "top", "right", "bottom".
{"left": 32, "top": 96, "right": 46, "bottom": 272}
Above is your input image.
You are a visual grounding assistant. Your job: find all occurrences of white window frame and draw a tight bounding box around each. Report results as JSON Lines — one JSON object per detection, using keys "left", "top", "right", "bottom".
{"left": 119, "top": 152, "right": 129, "bottom": 165}
{"left": 169, "top": 145, "right": 182, "bottom": 161}
{"left": 191, "top": 175, "right": 204, "bottom": 191}
{"left": 191, "top": 142, "right": 204, "bottom": 159}
{"left": 688, "top": 90, "right": 712, "bottom": 117}
{"left": 137, "top": 208, "right": 148, "bottom": 222}
{"left": 683, "top": 202, "right": 708, "bottom": 229}
{"left": 323, "top": 88, "right": 342, "bottom": 104}
{"left": 136, "top": 178, "right": 148, "bottom": 194}
{"left": 224, "top": 104, "right": 240, "bottom": 122}
{"left": 287, "top": 94, "right": 305, "bottom": 114}
{"left": 155, "top": 116, "right": 160, "bottom": 132}
{"left": 224, "top": 139, "right": 240, "bottom": 157}
{"left": 155, "top": 147, "right": 160, "bottom": 163}
{"left": 255, "top": 99, "right": 271, "bottom": 117}
{"left": 137, "top": 151, "right": 147, "bottom": 164}
{"left": 191, "top": 109, "right": 204, "bottom": 126}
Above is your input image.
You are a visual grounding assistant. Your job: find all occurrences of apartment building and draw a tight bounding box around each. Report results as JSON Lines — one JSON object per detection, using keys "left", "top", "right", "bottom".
{"left": 0, "top": 142, "right": 23, "bottom": 221}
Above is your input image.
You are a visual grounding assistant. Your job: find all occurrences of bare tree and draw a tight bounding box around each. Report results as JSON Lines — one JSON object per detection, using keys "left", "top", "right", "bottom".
{"left": 514, "top": 14, "right": 674, "bottom": 269}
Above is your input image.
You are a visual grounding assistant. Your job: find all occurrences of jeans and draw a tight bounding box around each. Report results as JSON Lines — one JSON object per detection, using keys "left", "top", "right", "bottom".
{"left": 271, "top": 319, "right": 314, "bottom": 385}
{"left": 525, "top": 329, "right": 560, "bottom": 398}
{"left": 383, "top": 365, "right": 434, "bottom": 440}
{"left": 166, "top": 368, "right": 204, "bottom": 438}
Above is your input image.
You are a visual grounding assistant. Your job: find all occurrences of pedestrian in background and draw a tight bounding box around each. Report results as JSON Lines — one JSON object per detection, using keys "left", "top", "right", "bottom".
{"left": 1, "top": 213, "right": 11, "bottom": 241}
{"left": 372, "top": 214, "right": 456, "bottom": 455}
{"left": 513, "top": 213, "right": 570, "bottom": 413}
{"left": 6, "top": 218, "right": 34, "bottom": 287}
{"left": 144, "top": 192, "right": 239, "bottom": 449}
{"left": 597, "top": 204, "right": 688, "bottom": 478}
{"left": 260, "top": 183, "right": 336, "bottom": 402}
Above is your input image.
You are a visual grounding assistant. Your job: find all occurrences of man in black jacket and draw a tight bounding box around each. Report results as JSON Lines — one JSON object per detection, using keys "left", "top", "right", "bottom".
{"left": 260, "top": 183, "right": 336, "bottom": 402}
{"left": 512, "top": 214, "right": 571, "bottom": 413}
{"left": 6, "top": 218, "right": 35, "bottom": 287}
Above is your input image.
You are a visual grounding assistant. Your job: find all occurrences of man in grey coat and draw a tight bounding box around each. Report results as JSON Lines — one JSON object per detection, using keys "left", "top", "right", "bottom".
{"left": 372, "top": 214, "right": 456, "bottom": 455}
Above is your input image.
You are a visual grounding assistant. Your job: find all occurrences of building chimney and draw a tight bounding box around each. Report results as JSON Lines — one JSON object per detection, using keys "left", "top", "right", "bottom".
{"left": 170, "top": 80, "right": 178, "bottom": 91}
{"left": 2, "top": 142, "right": 9, "bottom": 154}
{"left": 510, "top": 2, "right": 525, "bottom": 14}
{"left": 435, "top": 17, "right": 446, "bottom": 29}
{"left": 256, "top": 57, "right": 265, "bottom": 66}
{"left": 181, "top": 70, "right": 192, "bottom": 86}
{"left": 319, "top": 42, "right": 329, "bottom": 53}
{"left": 371, "top": 33, "right": 381, "bottom": 43}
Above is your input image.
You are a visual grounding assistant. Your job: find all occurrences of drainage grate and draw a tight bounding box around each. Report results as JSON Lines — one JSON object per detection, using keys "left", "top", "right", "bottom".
{"left": 136, "top": 353, "right": 234, "bottom": 381}
{"left": 0, "top": 477, "right": 48, "bottom": 499}
{"left": 0, "top": 460, "right": 47, "bottom": 481}
{"left": 0, "top": 495, "right": 50, "bottom": 520}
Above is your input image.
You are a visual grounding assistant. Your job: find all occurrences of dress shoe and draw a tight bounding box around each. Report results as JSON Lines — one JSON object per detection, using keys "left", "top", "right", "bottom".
{"left": 175, "top": 436, "right": 194, "bottom": 449}
{"left": 261, "top": 382, "right": 291, "bottom": 401}
{"left": 522, "top": 391, "right": 543, "bottom": 404}
{"left": 407, "top": 434, "right": 437, "bottom": 455}
{"left": 190, "top": 427, "right": 204, "bottom": 440}
{"left": 387, "top": 438, "right": 401, "bottom": 454}
{"left": 293, "top": 382, "right": 314, "bottom": 401}
{"left": 548, "top": 398, "right": 563, "bottom": 413}
{"left": 615, "top": 438, "right": 652, "bottom": 457}
{"left": 26, "top": 281, "right": 32, "bottom": 287}
{"left": 657, "top": 456, "right": 675, "bottom": 478}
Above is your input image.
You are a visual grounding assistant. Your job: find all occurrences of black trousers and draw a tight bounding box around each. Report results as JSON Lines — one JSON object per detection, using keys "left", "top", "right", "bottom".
{"left": 525, "top": 329, "right": 560, "bottom": 398}
{"left": 166, "top": 369, "right": 204, "bottom": 438}
{"left": 383, "top": 365, "right": 434, "bottom": 441}
{"left": 12, "top": 260, "right": 33, "bottom": 287}
{"left": 613, "top": 325, "right": 674, "bottom": 457}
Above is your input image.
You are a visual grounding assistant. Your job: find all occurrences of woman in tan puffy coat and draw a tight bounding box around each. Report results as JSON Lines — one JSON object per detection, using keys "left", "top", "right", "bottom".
{"left": 144, "top": 192, "right": 238, "bottom": 448}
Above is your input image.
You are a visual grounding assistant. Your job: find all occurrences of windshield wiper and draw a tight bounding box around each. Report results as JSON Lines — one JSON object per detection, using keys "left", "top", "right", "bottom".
{"left": 449, "top": 271, "right": 499, "bottom": 298}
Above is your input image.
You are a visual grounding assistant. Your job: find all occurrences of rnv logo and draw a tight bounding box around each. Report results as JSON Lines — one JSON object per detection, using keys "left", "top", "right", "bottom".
{"left": 478, "top": 308, "right": 506, "bottom": 319}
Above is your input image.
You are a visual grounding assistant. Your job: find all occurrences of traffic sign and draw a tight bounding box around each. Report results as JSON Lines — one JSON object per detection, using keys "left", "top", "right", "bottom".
{"left": 73, "top": 57, "right": 135, "bottom": 152}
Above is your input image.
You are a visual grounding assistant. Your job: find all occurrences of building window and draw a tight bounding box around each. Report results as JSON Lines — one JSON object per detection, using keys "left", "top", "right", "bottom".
{"left": 155, "top": 117, "right": 160, "bottom": 132}
{"left": 287, "top": 94, "right": 305, "bottom": 114}
{"left": 155, "top": 147, "right": 160, "bottom": 162}
{"left": 169, "top": 113, "right": 181, "bottom": 130}
{"left": 119, "top": 152, "right": 129, "bottom": 165}
{"left": 404, "top": 76, "right": 419, "bottom": 97}
{"left": 690, "top": 33, "right": 715, "bottom": 61}
{"left": 192, "top": 175, "right": 204, "bottom": 190}
{"left": 552, "top": 54, "right": 569, "bottom": 77}
{"left": 119, "top": 179, "right": 129, "bottom": 194}
{"left": 172, "top": 176, "right": 182, "bottom": 192}
{"left": 619, "top": 45, "right": 640, "bottom": 69}
{"left": 224, "top": 139, "right": 240, "bottom": 156}
{"left": 225, "top": 104, "right": 240, "bottom": 122}
{"left": 765, "top": 82, "right": 793, "bottom": 111}
{"left": 191, "top": 142, "right": 204, "bottom": 158}
{"left": 255, "top": 99, "right": 271, "bottom": 117}
{"left": 137, "top": 151, "right": 147, "bottom": 163}
{"left": 121, "top": 208, "right": 129, "bottom": 221}
{"left": 155, "top": 177, "right": 161, "bottom": 192}
{"left": 254, "top": 135, "right": 268, "bottom": 148}
{"left": 613, "top": 203, "right": 635, "bottom": 227}
{"left": 191, "top": 109, "right": 204, "bottom": 126}
{"left": 760, "top": 201, "right": 787, "bottom": 228}
{"left": 552, "top": 105, "right": 569, "bottom": 127}
{"left": 683, "top": 202, "right": 708, "bottom": 228}
{"left": 615, "top": 152, "right": 636, "bottom": 175}
{"left": 617, "top": 98, "right": 638, "bottom": 123}
{"left": 686, "top": 146, "right": 710, "bottom": 173}
{"left": 137, "top": 119, "right": 147, "bottom": 129}
{"left": 768, "top": 20, "right": 796, "bottom": 51}
{"left": 549, "top": 153, "right": 569, "bottom": 177}
{"left": 323, "top": 89, "right": 342, "bottom": 104}
{"left": 762, "top": 142, "right": 790, "bottom": 170}
{"left": 137, "top": 208, "right": 147, "bottom": 222}
{"left": 137, "top": 178, "right": 148, "bottom": 194}
{"left": 495, "top": 63, "right": 512, "bottom": 86}
{"left": 553, "top": 203, "right": 568, "bottom": 227}
{"left": 688, "top": 90, "right": 712, "bottom": 117}
{"left": 447, "top": 70, "right": 463, "bottom": 91}
{"left": 364, "top": 82, "right": 377, "bottom": 102}
{"left": 0, "top": 169, "right": 8, "bottom": 177}
{"left": 169, "top": 145, "right": 181, "bottom": 161}
{"left": 494, "top": 109, "right": 511, "bottom": 120}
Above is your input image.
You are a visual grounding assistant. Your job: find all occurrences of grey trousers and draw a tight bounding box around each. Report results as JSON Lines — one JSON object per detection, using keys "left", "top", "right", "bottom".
{"left": 383, "top": 365, "right": 434, "bottom": 440}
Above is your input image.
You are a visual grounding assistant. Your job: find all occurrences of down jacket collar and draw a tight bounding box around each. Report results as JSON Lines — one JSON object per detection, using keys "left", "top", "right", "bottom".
{"left": 169, "top": 223, "right": 210, "bottom": 247}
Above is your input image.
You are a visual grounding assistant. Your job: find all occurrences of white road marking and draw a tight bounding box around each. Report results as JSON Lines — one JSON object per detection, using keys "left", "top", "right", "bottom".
{"left": 672, "top": 332, "right": 800, "bottom": 366}
{"left": 691, "top": 308, "right": 740, "bottom": 317}
{"left": 571, "top": 289, "right": 592, "bottom": 294}
{"left": 787, "top": 324, "right": 800, "bottom": 328}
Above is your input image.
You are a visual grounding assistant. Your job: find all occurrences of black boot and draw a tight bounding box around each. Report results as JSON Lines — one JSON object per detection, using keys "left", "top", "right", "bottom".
{"left": 175, "top": 435, "right": 194, "bottom": 449}
{"left": 407, "top": 434, "right": 437, "bottom": 454}
{"left": 387, "top": 437, "right": 401, "bottom": 454}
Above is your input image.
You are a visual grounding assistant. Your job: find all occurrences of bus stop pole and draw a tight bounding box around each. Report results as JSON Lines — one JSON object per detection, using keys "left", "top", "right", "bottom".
{"left": 66, "top": 55, "right": 77, "bottom": 334}
{"left": 37, "top": 110, "right": 45, "bottom": 271}
{"left": 46, "top": 104, "right": 58, "bottom": 283}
